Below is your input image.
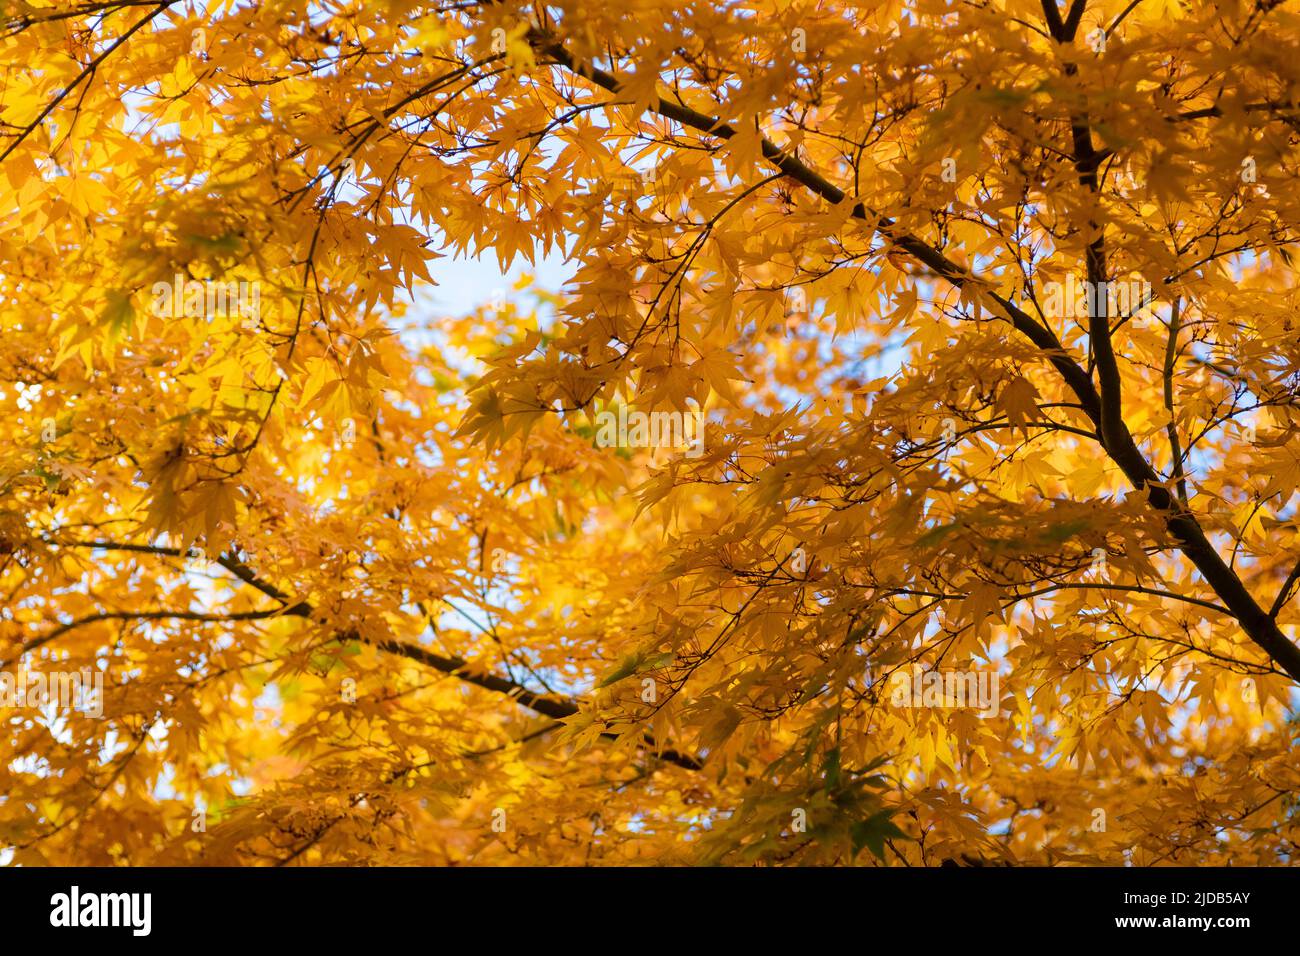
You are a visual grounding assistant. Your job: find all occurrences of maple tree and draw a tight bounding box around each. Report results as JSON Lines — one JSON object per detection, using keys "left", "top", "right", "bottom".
{"left": 1, "top": 0, "right": 1300, "bottom": 867}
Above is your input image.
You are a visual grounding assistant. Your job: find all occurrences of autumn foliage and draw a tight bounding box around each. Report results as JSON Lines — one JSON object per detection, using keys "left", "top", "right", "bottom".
{"left": 2, "top": 0, "right": 1300, "bottom": 866}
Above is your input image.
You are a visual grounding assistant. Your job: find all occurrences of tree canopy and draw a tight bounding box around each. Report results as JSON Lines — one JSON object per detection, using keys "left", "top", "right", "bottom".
{"left": 2, "top": 0, "right": 1300, "bottom": 866}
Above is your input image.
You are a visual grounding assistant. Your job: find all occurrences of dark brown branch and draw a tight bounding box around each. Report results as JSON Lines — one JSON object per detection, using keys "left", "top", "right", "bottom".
{"left": 42, "top": 538, "right": 704, "bottom": 770}
{"left": 1268, "top": 557, "right": 1300, "bottom": 619}
{"left": 521, "top": 23, "right": 1300, "bottom": 683}
{"left": 0, "top": 2, "right": 173, "bottom": 165}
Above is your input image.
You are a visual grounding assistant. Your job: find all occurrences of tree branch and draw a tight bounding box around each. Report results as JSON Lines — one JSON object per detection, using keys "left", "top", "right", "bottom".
{"left": 519, "top": 22, "right": 1300, "bottom": 683}
{"left": 41, "top": 538, "right": 704, "bottom": 771}
{"left": 0, "top": 2, "right": 173, "bottom": 165}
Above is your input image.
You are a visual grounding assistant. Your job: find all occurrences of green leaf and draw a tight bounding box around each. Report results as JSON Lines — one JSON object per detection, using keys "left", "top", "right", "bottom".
{"left": 1040, "top": 518, "right": 1090, "bottom": 543}
{"left": 823, "top": 746, "right": 842, "bottom": 789}
{"left": 852, "top": 809, "right": 909, "bottom": 861}
{"left": 597, "top": 649, "right": 672, "bottom": 687}
{"left": 597, "top": 653, "right": 642, "bottom": 687}
{"left": 914, "top": 521, "right": 957, "bottom": 548}
{"left": 102, "top": 288, "right": 135, "bottom": 338}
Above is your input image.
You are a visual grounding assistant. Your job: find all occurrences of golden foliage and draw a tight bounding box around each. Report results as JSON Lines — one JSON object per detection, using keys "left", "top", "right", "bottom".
{"left": 0, "top": 0, "right": 1298, "bottom": 865}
